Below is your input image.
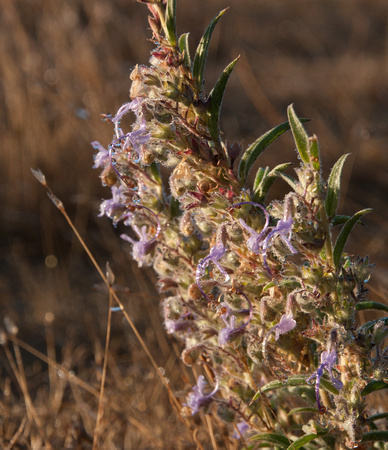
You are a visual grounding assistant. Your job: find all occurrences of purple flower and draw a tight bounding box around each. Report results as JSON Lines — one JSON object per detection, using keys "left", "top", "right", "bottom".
{"left": 239, "top": 219, "right": 268, "bottom": 254}
{"left": 269, "top": 313, "right": 297, "bottom": 341}
{"left": 112, "top": 98, "right": 143, "bottom": 127}
{"left": 121, "top": 225, "right": 155, "bottom": 267}
{"left": 196, "top": 242, "right": 229, "bottom": 301}
{"left": 119, "top": 121, "right": 150, "bottom": 159}
{"left": 98, "top": 185, "right": 129, "bottom": 221}
{"left": 262, "top": 313, "right": 297, "bottom": 365}
{"left": 165, "top": 312, "right": 194, "bottom": 334}
{"left": 307, "top": 349, "right": 343, "bottom": 412}
{"left": 111, "top": 99, "right": 150, "bottom": 159}
{"left": 91, "top": 141, "right": 109, "bottom": 168}
{"left": 196, "top": 242, "right": 229, "bottom": 282}
{"left": 236, "top": 201, "right": 297, "bottom": 272}
{"left": 262, "top": 215, "right": 297, "bottom": 256}
{"left": 218, "top": 293, "right": 253, "bottom": 346}
{"left": 219, "top": 315, "right": 239, "bottom": 346}
{"left": 185, "top": 375, "right": 218, "bottom": 415}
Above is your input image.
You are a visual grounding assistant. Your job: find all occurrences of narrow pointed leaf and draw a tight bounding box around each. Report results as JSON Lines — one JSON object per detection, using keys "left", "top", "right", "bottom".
{"left": 149, "top": 161, "right": 162, "bottom": 184}
{"left": 238, "top": 121, "right": 292, "bottom": 184}
{"left": 361, "top": 380, "right": 388, "bottom": 396}
{"left": 250, "top": 432, "right": 291, "bottom": 447}
{"left": 170, "top": 196, "right": 181, "bottom": 218}
{"left": 178, "top": 32, "right": 191, "bottom": 68}
{"left": 287, "top": 104, "right": 310, "bottom": 164}
{"left": 355, "top": 301, "right": 388, "bottom": 313}
{"left": 207, "top": 56, "right": 239, "bottom": 140}
{"left": 308, "top": 135, "right": 321, "bottom": 171}
{"left": 253, "top": 167, "right": 268, "bottom": 191}
{"left": 319, "top": 378, "right": 340, "bottom": 395}
{"left": 252, "top": 374, "right": 341, "bottom": 403}
{"left": 288, "top": 407, "right": 319, "bottom": 416}
{"left": 361, "top": 431, "right": 388, "bottom": 443}
{"left": 331, "top": 215, "right": 351, "bottom": 227}
{"left": 192, "top": 9, "right": 227, "bottom": 90}
{"left": 365, "top": 412, "right": 388, "bottom": 424}
{"left": 325, "top": 154, "right": 350, "bottom": 219}
{"left": 333, "top": 208, "right": 372, "bottom": 267}
{"left": 252, "top": 375, "right": 308, "bottom": 402}
{"left": 253, "top": 163, "right": 292, "bottom": 203}
{"left": 275, "top": 171, "right": 298, "bottom": 192}
{"left": 287, "top": 432, "right": 328, "bottom": 450}
{"left": 165, "top": 0, "right": 177, "bottom": 46}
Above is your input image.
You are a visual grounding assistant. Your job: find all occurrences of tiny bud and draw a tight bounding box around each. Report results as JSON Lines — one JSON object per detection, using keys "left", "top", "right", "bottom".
{"left": 188, "top": 283, "right": 203, "bottom": 301}
{"left": 197, "top": 180, "right": 210, "bottom": 194}
{"left": 106, "top": 262, "right": 115, "bottom": 286}
{"left": 100, "top": 164, "right": 118, "bottom": 187}
{"left": 31, "top": 168, "right": 47, "bottom": 186}
{"left": 143, "top": 150, "right": 155, "bottom": 165}
{"left": 47, "top": 193, "right": 64, "bottom": 211}
{"left": 181, "top": 344, "right": 204, "bottom": 366}
{"left": 180, "top": 212, "right": 195, "bottom": 236}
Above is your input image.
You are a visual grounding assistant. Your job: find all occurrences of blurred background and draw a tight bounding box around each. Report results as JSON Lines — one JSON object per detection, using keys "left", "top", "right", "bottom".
{"left": 1, "top": 0, "right": 387, "bottom": 447}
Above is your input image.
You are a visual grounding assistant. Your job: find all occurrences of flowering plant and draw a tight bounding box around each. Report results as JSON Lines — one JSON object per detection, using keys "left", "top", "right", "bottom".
{"left": 93, "top": 1, "right": 388, "bottom": 448}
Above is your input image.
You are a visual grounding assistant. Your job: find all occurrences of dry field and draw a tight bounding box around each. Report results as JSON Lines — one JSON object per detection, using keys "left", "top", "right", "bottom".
{"left": 1, "top": 0, "right": 387, "bottom": 448}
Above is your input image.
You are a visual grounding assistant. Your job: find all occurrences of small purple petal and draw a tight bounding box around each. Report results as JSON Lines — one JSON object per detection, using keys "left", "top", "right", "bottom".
{"left": 307, "top": 349, "right": 343, "bottom": 412}
{"left": 92, "top": 141, "right": 110, "bottom": 168}
{"left": 271, "top": 313, "right": 297, "bottom": 341}
{"left": 185, "top": 375, "right": 218, "bottom": 415}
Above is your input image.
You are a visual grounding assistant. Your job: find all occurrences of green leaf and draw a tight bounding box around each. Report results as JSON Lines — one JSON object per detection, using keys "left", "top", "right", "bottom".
{"left": 165, "top": 0, "right": 177, "bottom": 46}
{"left": 250, "top": 432, "right": 290, "bottom": 448}
{"left": 253, "top": 167, "right": 268, "bottom": 192}
{"left": 275, "top": 172, "right": 299, "bottom": 192}
{"left": 361, "top": 431, "right": 388, "bottom": 443}
{"left": 149, "top": 161, "right": 162, "bottom": 184}
{"left": 361, "top": 380, "right": 388, "bottom": 396}
{"left": 325, "top": 154, "right": 350, "bottom": 219}
{"left": 252, "top": 375, "right": 308, "bottom": 402}
{"left": 287, "top": 432, "right": 328, "bottom": 450}
{"left": 287, "top": 104, "right": 310, "bottom": 164}
{"left": 355, "top": 301, "right": 388, "bottom": 314}
{"left": 253, "top": 163, "right": 292, "bottom": 204}
{"left": 288, "top": 407, "right": 319, "bottom": 416}
{"left": 207, "top": 56, "right": 239, "bottom": 141}
{"left": 319, "top": 378, "right": 341, "bottom": 396}
{"left": 333, "top": 208, "right": 373, "bottom": 268}
{"left": 365, "top": 412, "right": 388, "bottom": 424}
{"left": 178, "top": 33, "right": 191, "bottom": 68}
{"left": 238, "top": 121, "right": 293, "bottom": 184}
{"left": 169, "top": 196, "right": 181, "bottom": 219}
{"left": 192, "top": 9, "right": 227, "bottom": 90}
{"left": 331, "top": 215, "right": 351, "bottom": 227}
{"left": 308, "top": 135, "right": 321, "bottom": 171}
{"left": 252, "top": 374, "right": 341, "bottom": 403}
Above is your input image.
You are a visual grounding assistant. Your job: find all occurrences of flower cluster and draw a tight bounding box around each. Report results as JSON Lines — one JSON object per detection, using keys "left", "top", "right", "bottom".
{"left": 93, "top": 1, "right": 386, "bottom": 448}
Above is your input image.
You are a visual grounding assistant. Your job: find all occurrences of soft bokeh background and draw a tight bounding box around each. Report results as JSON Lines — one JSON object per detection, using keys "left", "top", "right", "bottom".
{"left": 1, "top": 0, "right": 387, "bottom": 447}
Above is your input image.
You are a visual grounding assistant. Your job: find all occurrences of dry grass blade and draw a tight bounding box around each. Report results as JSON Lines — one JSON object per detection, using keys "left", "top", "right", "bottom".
{"left": 31, "top": 170, "right": 192, "bottom": 435}
{"left": 92, "top": 268, "right": 113, "bottom": 449}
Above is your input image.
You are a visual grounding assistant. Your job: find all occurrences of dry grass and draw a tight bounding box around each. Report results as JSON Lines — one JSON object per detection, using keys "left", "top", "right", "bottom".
{"left": 1, "top": 0, "right": 388, "bottom": 447}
